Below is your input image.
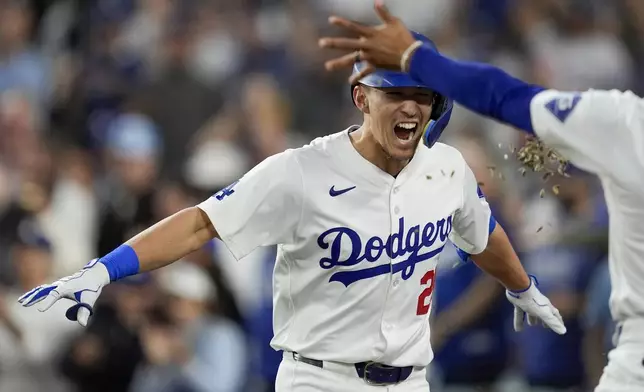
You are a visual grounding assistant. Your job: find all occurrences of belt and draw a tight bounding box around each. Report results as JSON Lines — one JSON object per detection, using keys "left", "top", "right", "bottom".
{"left": 291, "top": 352, "right": 413, "bottom": 386}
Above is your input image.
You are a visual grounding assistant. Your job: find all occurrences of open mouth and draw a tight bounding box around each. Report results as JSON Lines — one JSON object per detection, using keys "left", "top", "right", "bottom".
{"left": 394, "top": 122, "right": 419, "bottom": 144}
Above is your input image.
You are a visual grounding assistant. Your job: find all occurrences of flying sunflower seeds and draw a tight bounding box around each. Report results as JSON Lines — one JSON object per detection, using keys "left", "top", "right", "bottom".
{"left": 552, "top": 185, "right": 560, "bottom": 195}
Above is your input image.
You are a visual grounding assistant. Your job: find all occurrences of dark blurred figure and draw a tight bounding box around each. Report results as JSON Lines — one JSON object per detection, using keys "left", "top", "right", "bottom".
{"left": 0, "top": 0, "right": 52, "bottom": 109}
{"left": 96, "top": 112, "right": 160, "bottom": 256}
{"left": 129, "top": 6, "right": 224, "bottom": 181}
{"left": 0, "top": 92, "right": 54, "bottom": 285}
{"left": 516, "top": 170, "right": 608, "bottom": 392}
{"left": 430, "top": 136, "right": 516, "bottom": 392}
{"left": 59, "top": 274, "right": 154, "bottom": 392}
{"left": 130, "top": 261, "right": 248, "bottom": 392}
{"left": 0, "top": 219, "right": 80, "bottom": 392}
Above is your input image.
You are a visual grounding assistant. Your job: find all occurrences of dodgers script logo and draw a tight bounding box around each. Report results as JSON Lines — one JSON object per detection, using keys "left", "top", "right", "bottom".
{"left": 317, "top": 216, "right": 452, "bottom": 287}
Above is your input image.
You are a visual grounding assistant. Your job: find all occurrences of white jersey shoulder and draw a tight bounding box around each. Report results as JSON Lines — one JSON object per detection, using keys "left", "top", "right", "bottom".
{"left": 530, "top": 88, "right": 644, "bottom": 189}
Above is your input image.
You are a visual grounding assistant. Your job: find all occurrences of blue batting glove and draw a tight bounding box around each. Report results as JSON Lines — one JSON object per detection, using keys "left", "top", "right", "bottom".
{"left": 18, "top": 259, "right": 110, "bottom": 327}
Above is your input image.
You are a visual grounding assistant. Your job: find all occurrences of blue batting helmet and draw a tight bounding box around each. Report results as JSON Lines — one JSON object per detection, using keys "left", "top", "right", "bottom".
{"left": 351, "top": 32, "right": 453, "bottom": 149}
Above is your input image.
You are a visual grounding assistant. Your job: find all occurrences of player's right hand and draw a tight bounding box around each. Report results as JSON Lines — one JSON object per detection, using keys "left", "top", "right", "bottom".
{"left": 17, "top": 259, "right": 110, "bottom": 327}
{"left": 505, "top": 276, "right": 567, "bottom": 335}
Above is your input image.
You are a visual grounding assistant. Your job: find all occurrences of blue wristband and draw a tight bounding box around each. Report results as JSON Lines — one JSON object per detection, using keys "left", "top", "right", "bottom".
{"left": 99, "top": 244, "right": 140, "bottom": 282}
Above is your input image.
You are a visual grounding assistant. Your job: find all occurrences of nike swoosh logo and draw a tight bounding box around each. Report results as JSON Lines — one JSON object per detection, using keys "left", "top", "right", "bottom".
{"left": 329, "top": 185, "right": 356, "bottom": 197}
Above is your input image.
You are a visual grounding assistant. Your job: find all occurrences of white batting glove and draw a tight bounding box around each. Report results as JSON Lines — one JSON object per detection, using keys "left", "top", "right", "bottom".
{"left": 17, "top": 259, "right": 110, "bottom": 327}
{"left": 505, "top": 276, "right": 567, "bottom": 335}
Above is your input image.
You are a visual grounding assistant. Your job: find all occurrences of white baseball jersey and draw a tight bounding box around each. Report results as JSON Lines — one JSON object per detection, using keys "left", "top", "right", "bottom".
{"left": 197, "top": 127, "right": 491, "bottom": 367}
{"left": 529, "top": 89, "right": 644, "bottom": 322}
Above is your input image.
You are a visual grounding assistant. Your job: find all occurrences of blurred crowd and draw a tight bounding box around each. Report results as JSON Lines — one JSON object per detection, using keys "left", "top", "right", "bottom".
{"left": 0, "top": 0, "right": 638, "bottom": 391}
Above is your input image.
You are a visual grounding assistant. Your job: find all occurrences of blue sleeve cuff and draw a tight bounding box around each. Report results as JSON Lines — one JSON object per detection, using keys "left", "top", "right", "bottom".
{"left": 408, "top": 44, "right": 544, "bottom": 134}
{"left": 488, "top": 214, "right": 497, "bottom": 234}
{"left": 99, "top": 244, "right": 141, "bottom": 282}
{"left": 456, "top": 214, "right": 497, "bottom": 263}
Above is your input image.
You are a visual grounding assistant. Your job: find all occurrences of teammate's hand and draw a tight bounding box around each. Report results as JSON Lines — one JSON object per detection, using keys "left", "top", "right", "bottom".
{"left": 318, "top": 0, "right": 418, "bottom": 83}
{"left": 505, "top": 276, "right": 566, "bottom": 335}
{"left": 17, "top": 259, "right": 110, "bottom": 327}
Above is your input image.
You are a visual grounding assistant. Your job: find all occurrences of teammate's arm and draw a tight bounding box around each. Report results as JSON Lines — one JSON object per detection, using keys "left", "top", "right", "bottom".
{"left": 320, "top": 3, "right": 643, "bottom": 181}
{"left": 407, "top": 45, "right": 643, "bottom": 180}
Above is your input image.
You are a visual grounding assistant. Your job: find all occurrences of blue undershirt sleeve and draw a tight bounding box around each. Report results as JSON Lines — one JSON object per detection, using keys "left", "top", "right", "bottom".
{"left": 408, "top": 44, "right": 545, "bottom": 134}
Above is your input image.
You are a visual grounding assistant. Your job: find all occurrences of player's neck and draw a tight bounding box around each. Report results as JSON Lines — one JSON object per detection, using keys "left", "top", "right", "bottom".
{"left": 349, "top": 126, "right": 409, "bottom": 177}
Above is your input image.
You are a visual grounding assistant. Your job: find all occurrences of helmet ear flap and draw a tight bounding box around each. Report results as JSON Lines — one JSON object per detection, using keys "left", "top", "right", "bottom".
{"left": 423, "top": 94, "right": 453, "bottom": 148}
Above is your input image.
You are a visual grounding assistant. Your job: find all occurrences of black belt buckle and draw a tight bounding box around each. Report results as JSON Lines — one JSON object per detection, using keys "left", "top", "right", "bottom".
{"left": 363, "top": 362, "right": 390, "bottom": 386}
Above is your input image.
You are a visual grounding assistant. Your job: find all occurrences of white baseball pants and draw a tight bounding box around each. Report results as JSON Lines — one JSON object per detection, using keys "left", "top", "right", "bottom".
{"left": 595, "top": 319, "right": 644, "bottom": 392}
{"left": 276, "top": 352, "right": 430, "bottom": 392}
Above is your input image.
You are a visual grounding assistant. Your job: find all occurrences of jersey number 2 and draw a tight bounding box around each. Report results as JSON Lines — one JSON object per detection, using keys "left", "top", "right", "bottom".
{"left": 416, "top": 270, "right": 436, "bottom": 316}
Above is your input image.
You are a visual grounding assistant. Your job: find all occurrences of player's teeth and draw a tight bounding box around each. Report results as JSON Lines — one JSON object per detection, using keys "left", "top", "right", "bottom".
{"left": 397, "top": 123, "right": 417, "bottom": 129}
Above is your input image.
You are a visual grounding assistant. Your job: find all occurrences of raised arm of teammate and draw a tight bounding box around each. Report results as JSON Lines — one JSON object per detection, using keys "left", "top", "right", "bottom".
{"left": 319, "top": 0, "right": 644, "bottom": 185}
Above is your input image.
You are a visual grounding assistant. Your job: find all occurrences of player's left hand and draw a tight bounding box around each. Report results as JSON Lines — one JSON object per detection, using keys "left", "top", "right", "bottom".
{"left": 505, "top": 276, "right": 567, "bottom": 335}
{"left": 318, "top": 0, "right": 418, "bottom": 83}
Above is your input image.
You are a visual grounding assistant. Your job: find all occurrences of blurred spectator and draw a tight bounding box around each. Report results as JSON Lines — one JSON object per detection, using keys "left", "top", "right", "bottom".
{"left": 96, "top": 112, "right": 160, "bottom": 256}
{"left": 515, "top": 172, "right": 607, "bottom": 392}
{"left": 0, "top": 0, "right": 640, "bottom": 390}
{"left": 0, "top": 92, "right": 55, "bottom": 285}
{"left": 43, "top": 146, "right": 98, "bottom": 277}
{"left": 60, "top": 274, "right": 154, "bottom": 392}
{"left": 130, "top": 261, "right": 247, "bottom": 392}
{"left": 0, "top": 0, "right": 52, "bottom": 110}
{"left": 519, "top": 0, "right": 634, "bottom": 90}
{"left": 129, "top": 15, "right": 224, "bottom": 180}
{"left": 0, "top": 219, "right": 80, "bottom": 392}
{"left": 430, "top": 135, "right": 516, "bottom": 392}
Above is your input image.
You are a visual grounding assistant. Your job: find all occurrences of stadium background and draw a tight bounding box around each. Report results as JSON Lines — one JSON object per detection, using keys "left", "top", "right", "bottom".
{"left": 0, "top": 0, "right": 634, "bottom": 391}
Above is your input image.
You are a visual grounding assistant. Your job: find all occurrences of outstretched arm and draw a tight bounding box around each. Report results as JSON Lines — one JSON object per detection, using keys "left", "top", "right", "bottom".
{"left": 450, "top": 162, "right": 566, "bottom": 335}
{"left": 103, "top": 207, "right": 217, "bottom": 280}
{"left": 469, "top": 224, "right": 530, "bottom": 291}
{"left": 19, "top": 150, "right": 304, "bottom": 326}
{"left": 407, "top": 46, "right": 543, "bottom": 133}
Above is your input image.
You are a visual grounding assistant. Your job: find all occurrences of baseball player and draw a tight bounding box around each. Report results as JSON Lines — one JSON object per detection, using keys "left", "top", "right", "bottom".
{"left": 319, "top": 2, "right": 644, "bottom": 391}
{"left": 18, "top": 31, "right": 565, "bottom": 391}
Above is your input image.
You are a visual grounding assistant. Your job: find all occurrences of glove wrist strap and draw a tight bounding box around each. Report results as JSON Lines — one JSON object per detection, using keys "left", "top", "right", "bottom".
{"left": 509, "top": 275, "right": 538, "bottom": 295}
